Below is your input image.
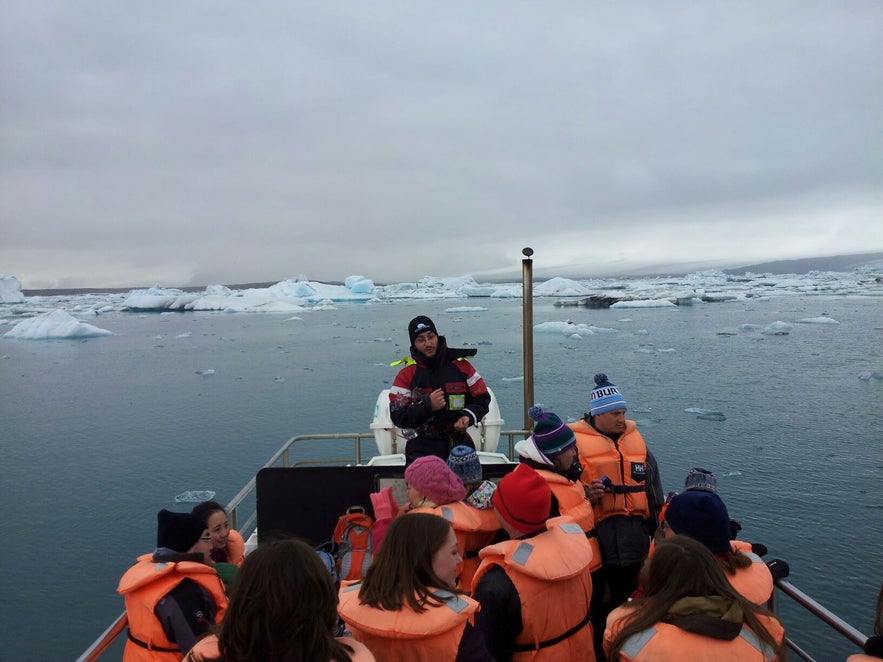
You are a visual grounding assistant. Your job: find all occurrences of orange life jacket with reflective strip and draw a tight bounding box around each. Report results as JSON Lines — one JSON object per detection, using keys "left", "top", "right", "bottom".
{"left": 472, "top": 517, "right": 595, "bottom": 661}
{"left": 570, "top": 419, "right": 651, "bottom": 522}
{"left": 606, "top": 604, "right": 784, "bottom": 661}
{"left": 534, "top": 467, "right": 602, "bottom": 572}
{"left": 338, "top": 583, "right": 478, "bottom": 662}
{"left": 117, "top": 554, "right": 228, "bottom": 662}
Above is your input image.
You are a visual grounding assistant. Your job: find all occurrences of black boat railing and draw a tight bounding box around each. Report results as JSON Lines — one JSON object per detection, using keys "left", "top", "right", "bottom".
{"left": 768, "top": 579, "right": 869, "bottom": 661}
{"left": 76, "top": 430, "right": 871, "bottom": 661}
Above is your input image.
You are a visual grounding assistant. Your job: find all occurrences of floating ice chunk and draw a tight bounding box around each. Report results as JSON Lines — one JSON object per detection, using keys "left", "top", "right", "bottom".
{"left": 796, "top": 316, "right": 840, "bottom": 324}
{"left": 285, "top": 316, "right": 304, "bottom": 321}
{"left": 0, "top": 274, "right": 26, "bottom": 303}
{"left": 534, "top": 277, "right": 591, "bottom": 297}
{"left": 633, "top": 329, "right": 650, "bottom": 336}
{"left": 535, "top": 321, "right": 618, "bottom": 336}
{"left": 685, "top": 407, "right": 727, "bottom": 421}
{"left": 3, "top": 309, "right": 113, "bottom": 340}
{"left": 175, "top": 490, "right": 216, "bottom": 503}
{"left": 176, "top": 332, "right": 192, "bottom": 338}
{"left": 445, "top": 306, "right": 489, "bottom": 313}
{"left": 761, "top": 321, "right": 792, "bottom": 335}
{"left": 501, "top": 376, "right": 524, "bottom": 382}
{"left": 195, "top": 369, "right": 215, "bottom": 376}
{"left": 739, "top": 324, "right": 762, "bottom": 332}
{"left": 273, "top": 376, "right": 286, "bottom": 383}
{"left": 611, "top": 299, "right": 677, "bottom": 309}
{"left": 344, "top": 275, "right": 376, "bottom": 294}
{"left": 858, "top": 371, "right": 883, "bottom": 381}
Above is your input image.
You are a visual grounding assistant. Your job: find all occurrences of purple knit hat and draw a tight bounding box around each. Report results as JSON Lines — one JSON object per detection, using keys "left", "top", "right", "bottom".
{"left": 405, "top": 455, "right": 467, "bottom": 505}
{"left": 528, "top": 405, "right": 576, "bottom": 458}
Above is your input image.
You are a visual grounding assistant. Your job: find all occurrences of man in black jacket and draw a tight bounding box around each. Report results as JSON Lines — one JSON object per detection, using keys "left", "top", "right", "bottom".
{"left": 389, "top": 315, "right": 491, "bottom": 465}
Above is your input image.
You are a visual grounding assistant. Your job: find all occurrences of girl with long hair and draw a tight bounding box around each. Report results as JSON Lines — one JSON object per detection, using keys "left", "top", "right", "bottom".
{"left": 338, "top": 513, "right": 492, "bottom": 661}
{"left": 606, "top": 535, "right": 787, "bottom": 661}
{"left": 184, "top": 538, "right": 374, "bottom": 662}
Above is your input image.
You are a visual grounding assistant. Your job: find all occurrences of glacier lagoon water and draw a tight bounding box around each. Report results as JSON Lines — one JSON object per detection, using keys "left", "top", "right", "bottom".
{"left": 1, "top": 294, "right": 882, "bottom": 660}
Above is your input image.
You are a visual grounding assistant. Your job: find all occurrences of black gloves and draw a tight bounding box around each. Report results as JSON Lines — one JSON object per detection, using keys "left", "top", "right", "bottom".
{"left": 750, "top": 542, "right": 768, "bottom": 557}
{"left": 766, "top": 558, "right": 790, "bottom": 582}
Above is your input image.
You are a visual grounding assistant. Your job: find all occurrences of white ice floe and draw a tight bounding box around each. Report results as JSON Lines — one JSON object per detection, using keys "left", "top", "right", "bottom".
{"left": 175, "top": 490, "right": 216, "bottom": 503}
{"left": 611, "top": 299, "right": 677, "bottom": 309}
{"left": 796, "top": 316, "right": 840, "bottom": 324}
{"left": 3, "top": 309, "right": 113, "bottom": 339}
{"left": 761, "top": 321, "right": 792, "bottom": 335}
{"left": 535, "top": 321, "right": 619, "bottom": 337}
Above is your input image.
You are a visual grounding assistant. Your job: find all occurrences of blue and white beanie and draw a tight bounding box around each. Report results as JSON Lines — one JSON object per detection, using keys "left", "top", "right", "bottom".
{"left": 589, "top": 373, "right": 627, "bottom": 416}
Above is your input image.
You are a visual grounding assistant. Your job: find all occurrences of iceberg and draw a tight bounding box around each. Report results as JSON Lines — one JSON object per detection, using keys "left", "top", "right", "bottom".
{"left": 3, "top": 309, "right": 113, "bottom": 340}
{"left": 0, "top": 275, "right": 25, "bottom": 304}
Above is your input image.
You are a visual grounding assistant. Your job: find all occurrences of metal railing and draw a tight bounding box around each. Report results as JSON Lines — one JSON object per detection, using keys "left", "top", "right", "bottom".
{"left": 768, "top": 579, "right": 869, "bottom": 661}
{"left": 77, "top": 430, "right": 871, "bottom": 661}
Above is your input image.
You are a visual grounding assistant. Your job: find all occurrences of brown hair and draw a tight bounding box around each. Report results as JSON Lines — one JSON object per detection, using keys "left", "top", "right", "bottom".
{"left": 189, "top": 538, "right": 353, "bottom": 662}
{"left": 717, "top": 549, "right": 754, "bottom": 576}
{"left": 357, "top": 513, "right": 459, "bottom": 613}
{"left": 608, "top": 535, "right": 787, "bottom": 661}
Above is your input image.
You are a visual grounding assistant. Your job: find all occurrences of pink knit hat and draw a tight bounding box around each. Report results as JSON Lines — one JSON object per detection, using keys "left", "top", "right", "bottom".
{"left": 405, "top": 455, "right": 467, "bottom": 505}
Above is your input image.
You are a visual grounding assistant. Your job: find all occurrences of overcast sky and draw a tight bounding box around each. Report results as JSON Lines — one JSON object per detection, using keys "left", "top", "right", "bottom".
{"left": 1, "top": 2, "right": 881, "bottom": 288}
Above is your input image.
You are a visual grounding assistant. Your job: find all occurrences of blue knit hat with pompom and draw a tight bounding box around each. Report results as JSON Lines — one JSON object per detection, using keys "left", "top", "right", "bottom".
{"left": 528, "top": 405, "right": 576, "bottom": 458}
{"left": 589, "top": 373, "right": 627, "bottom": 416}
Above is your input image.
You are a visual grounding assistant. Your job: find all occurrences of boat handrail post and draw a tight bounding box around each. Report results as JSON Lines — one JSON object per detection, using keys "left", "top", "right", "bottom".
{"left": 522, "top": 247, "right": 535, "bottom": 430}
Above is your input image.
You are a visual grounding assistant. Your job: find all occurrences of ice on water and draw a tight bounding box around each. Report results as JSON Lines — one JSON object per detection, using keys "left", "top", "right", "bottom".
{"left": 1, "top": 265, "right": 881, "bottom": 345}
{"left": 174, "top": 490, "right": 216, "bottom": 503}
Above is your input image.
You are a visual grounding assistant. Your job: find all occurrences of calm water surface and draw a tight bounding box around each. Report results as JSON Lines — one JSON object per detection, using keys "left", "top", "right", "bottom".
{"left": 1, "top": 295, "right": 881, "bottom": 660}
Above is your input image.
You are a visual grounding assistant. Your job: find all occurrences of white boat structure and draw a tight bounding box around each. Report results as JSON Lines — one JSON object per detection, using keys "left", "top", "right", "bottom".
{"left": 77, "top": 250, "right": 872, "bottom": 662}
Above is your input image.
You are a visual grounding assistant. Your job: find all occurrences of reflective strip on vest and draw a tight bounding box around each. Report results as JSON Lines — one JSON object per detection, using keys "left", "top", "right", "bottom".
{"left": 432, "top": 589, "right": 471, "bottom": 614}
{"left": 621, "top": 627, "right": 658, "bottom": 658}
{"left": 512, "top": 541, "right": 535, "bottom": 567}
{"left": 559, "top": 522, "right": 583, "bottom": 535}
{"left": 441, "top": 506, "right": 454, "bottom": 522}
{"left": 739, "top": 626, "right": 775, "bottom": 660}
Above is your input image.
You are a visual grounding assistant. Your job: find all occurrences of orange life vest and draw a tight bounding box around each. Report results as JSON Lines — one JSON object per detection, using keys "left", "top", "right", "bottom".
{"left": 472, "top": 517, "right": 595, "bottom": 661}
{"left": 646, "top": 540, "right": 773, "bottom": 606}
{"left": 605, "top": 604, "right": 784, "bottom": 661}
{"left": 117, "top": 554, "right": 228, "bottom": 662}
{"left": 570, "top": 419, "right": 651, "bottom": 522}
{"left": 409, "top": 502, "right": 500, "bottom": 594}
{"left": 338, "top": 583, "right": 478, "bottom": 662}
{"left": 183, "top": 633, "right": 377, "bottom": 662}
{"left": 225, "top": 529, "right": 246, "bottom": 567}
{"left": 534, "top": 467, "right": 603, "bottom": 572}
{"left": 726, "top": 549, "right": 774, "bottom": 606}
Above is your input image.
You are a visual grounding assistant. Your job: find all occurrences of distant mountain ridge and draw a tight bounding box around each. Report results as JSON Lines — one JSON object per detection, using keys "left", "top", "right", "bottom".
{"left": 721, "top": 252, "right": 883, "bottom": 276}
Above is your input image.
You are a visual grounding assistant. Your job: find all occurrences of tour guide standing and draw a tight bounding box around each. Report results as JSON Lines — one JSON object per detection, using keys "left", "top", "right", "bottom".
{"left": 390, "top": 315, "right": 491, "bottom": 465}
{"left": 569, "top": 373, "right": 664, "bottom": 661}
